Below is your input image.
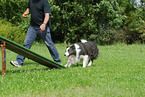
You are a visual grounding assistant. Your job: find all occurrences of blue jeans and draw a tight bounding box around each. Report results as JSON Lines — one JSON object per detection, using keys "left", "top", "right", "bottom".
{"left": 17, "top": 25, "right": 61, "bottom": 65}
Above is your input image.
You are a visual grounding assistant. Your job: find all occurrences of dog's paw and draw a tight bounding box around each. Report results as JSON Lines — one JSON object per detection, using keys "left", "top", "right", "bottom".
{"left": 87, "top": 64, "right": 92, "bottom": 66}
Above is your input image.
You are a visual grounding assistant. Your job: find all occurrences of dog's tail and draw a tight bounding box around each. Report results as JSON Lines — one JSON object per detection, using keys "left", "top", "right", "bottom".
{"left": 81, "top": 39, "right": 87, "bottom": 43}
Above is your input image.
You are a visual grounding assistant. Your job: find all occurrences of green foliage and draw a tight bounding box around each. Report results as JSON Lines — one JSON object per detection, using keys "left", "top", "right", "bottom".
{"left": 62, "top": 2, "right": 90, "bottom": 42}
{"left": 0, "top": 0, "right": 30, "bottom": 43}
{"left": 93, "top": 0, "right": 126, "bottom": 29}
{"left": 17, "top": 16, "right": 30, "bottom": 36}
{"left": 124, "top": 8, "right": 142, "bottom": 31}
{"left": 50, "top": 1, "right": 93, "bottom": 43}
{"left": 0, "top": 19, "right": 26, "bottom": 44}
{"left": 0, "top": 0, "right": 145, "bottom": 44}
{"left": 123, "top": 7, "right": 145, "bottom": 43}
{"left": 50, "top": 0, "right": 145, "bottom": 44}
{"left": 0, "top": 0, "right": 28, "bottom": 24}
{"left": 88, "top": 0, "right": 126, "bottom": 44}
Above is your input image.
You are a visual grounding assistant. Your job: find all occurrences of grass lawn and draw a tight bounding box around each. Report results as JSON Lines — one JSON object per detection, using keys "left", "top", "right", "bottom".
{"left": 0, "top": 43, "right": 145, "bottom": 97}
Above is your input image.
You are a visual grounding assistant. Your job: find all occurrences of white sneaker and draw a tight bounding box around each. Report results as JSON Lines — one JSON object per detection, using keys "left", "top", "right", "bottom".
{"left": 10, "top": 61, "right": 22, "bottom": 67}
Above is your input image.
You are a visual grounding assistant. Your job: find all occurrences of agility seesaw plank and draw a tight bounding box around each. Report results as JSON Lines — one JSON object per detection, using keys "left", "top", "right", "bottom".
{"left": 0, "top": 36, "right": 65, "bottom": 69}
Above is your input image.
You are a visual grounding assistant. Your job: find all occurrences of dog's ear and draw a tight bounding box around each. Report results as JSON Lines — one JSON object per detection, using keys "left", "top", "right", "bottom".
{"left": 69, "top": 45, "right": 76, "bottom": 54}
{"left": 70, "top": 45, "right": 75, "bottom": 49}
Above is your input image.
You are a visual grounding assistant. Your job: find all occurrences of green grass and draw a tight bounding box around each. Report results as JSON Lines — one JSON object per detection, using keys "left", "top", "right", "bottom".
{"left": 0, "top": 43, "right": 145, "bottom": 97}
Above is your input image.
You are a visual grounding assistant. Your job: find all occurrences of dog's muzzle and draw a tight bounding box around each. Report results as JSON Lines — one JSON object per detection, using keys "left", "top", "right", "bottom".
{"left": 64, "top": 52, "right": 69, "bottom": 56}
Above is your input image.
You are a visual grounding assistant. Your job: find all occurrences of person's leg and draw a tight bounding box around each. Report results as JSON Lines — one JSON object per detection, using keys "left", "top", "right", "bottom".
{"left": 39, "top": 27, "right": 62, "bottom": 64}
{"left": 16, "top": 26, "right": 37, "bottom": 65}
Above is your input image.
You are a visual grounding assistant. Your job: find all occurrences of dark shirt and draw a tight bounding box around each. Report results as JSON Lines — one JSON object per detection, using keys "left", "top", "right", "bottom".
{"left": 27, "top": 0, "right": 51, "bottom": 27}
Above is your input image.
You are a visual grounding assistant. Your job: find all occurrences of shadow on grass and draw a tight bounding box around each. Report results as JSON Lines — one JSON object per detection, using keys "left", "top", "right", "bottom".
{"left": 0, "top": 62, "right": 95, "bottom": 75}
{"left": 68, "top": 63, "right": 96, "bottom": 68}
{"left": 0, "top": 62, "right": 62, "bottom": 75}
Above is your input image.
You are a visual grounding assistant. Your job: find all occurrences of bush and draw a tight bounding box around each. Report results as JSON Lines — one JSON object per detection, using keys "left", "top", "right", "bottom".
{"left": 0, "top": 19, "right": 26, "bottom": 44}
{"left": 50, "top": 0, "right": 127, "bottom": 44}
{"left": 89, "top": 26, "right": 117, "bottom": 45}
{"left": 50, "top": 1, "right": 99, "bottom": 43}
{"left": 0, "top": 0, "right": 28, "bottom": 24}
{"left": 1, "top": 0, "right": 144, "bottom": 44}
{"left": 123, "top": 7, "right": 145, "bottom": 44}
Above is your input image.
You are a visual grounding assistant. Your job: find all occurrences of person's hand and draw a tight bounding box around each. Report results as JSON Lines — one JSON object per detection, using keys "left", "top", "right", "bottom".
{"left": 22, "top": 12, "right": 28, "bottom": 18}
{"left": 40, "top": 23, "right": 46, "bottom": 32}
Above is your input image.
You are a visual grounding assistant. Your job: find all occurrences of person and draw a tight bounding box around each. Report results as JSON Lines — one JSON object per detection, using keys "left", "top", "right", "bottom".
{"left": 10, "top": 0, "right": 62, "bottom": 67}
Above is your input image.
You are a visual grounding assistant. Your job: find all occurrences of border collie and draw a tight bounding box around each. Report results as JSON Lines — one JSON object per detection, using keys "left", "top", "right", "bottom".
{"left": 64, "top": 39, "right": 99, "bottom": 67}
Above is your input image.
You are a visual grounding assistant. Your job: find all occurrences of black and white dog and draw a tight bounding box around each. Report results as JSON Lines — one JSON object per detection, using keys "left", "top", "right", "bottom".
{"left": 64, "top": 39, "right": 99, "bottom": 67}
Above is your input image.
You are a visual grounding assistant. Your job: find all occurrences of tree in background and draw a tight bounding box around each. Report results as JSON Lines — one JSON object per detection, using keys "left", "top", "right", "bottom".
{"left": 89, "top": 0, "right": 126, "bottom": 44}
{"left": 119, "top": 0, "right": 145, "bottom": 44}
{"left": 0, "top": 0, "right": 145, "bottom": 44}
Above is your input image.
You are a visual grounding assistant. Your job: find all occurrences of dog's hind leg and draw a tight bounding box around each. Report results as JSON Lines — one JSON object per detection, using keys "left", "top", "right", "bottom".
{"left": 83, "top": 55, "right": 89, "bottom": 67}
{"left": 75, "top": 51, "right": 80, "bottom": 63}
{"left": 87, "top": 60, "right": 93, "bottom": 66}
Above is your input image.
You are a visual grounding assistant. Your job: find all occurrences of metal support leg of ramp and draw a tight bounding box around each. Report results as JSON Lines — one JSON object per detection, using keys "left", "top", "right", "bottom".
{"left": 0, "top": 41, "right": 6, "bottom": 75}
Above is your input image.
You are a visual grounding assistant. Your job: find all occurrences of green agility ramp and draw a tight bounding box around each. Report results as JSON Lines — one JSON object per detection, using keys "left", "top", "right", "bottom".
{"left": 0, "top": 36, "right": 65, "bottom": 69}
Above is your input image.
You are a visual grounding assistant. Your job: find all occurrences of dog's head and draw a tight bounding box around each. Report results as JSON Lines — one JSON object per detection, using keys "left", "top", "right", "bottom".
{"left": 64, "top": 45, "right": 76, "bottom": 57}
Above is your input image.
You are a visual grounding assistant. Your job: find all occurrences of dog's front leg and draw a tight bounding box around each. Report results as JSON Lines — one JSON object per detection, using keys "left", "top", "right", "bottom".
{"left": 75, "top": 51, "right": 80, "bottom": 63}
{"left": 83, "top": 55, "right": 89, "bottom": 67}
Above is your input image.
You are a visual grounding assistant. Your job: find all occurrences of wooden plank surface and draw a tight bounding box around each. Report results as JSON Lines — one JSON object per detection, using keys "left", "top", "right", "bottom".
{"left": 0, "top": 36, "right": 65, "bottom": 69}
